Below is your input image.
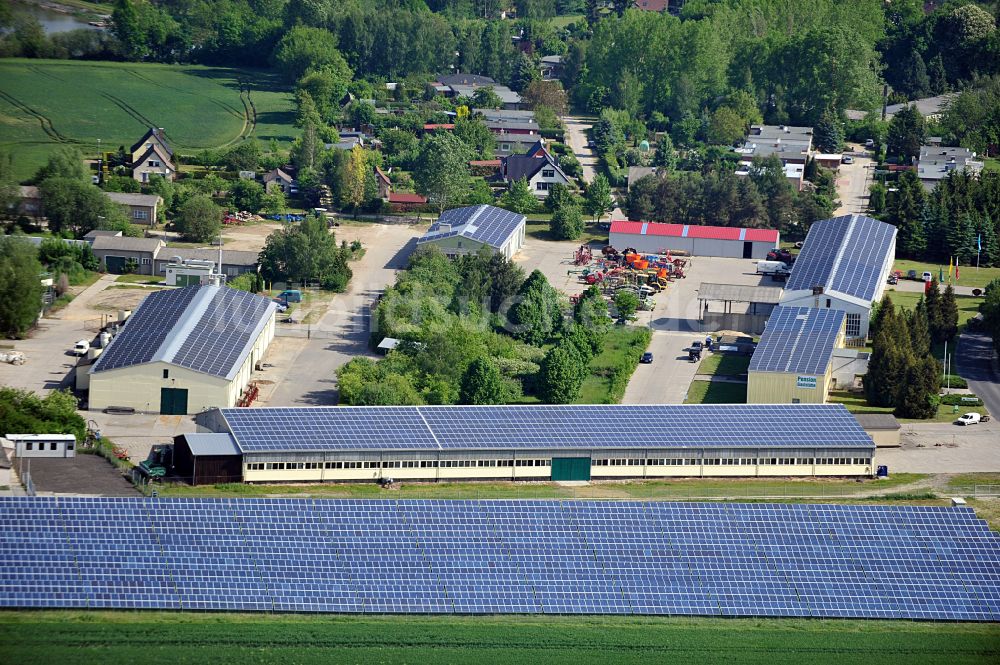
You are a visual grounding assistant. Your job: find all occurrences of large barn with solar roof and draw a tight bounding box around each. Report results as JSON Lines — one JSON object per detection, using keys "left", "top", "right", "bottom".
{"left": 779, "top": 214, "right": 897, "bottom": 340}
{"left": 87, "top": 284, "right": 276, "bottom": 415}
{"left": 417, "top": 204, "right": 526, "bottom": 260}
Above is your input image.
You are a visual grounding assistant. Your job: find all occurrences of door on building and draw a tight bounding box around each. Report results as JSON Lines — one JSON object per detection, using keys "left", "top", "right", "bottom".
{"left": 551, "top": 457, "right": 591, "bottom": 481}
{"left": 742, "top": 241, "right": 753, "bottom": 259}
{"left": 104, "top": 255, "right": 127, "bottom": 274}
{"left": 160, "top": 387, "right": 189, "bottom": 415}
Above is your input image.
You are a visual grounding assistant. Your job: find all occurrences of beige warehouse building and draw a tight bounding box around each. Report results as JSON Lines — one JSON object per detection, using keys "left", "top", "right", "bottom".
{"left": 88, "top": 284, "right": 276, "bottom": 415}
{"left": 748, "top": 306, "right": 846, "bottom": 405}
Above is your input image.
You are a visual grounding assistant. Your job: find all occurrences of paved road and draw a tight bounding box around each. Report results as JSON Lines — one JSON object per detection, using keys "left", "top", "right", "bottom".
{"left": 563, "top": 116, "right": 597, "bottom": 184}
{"left": 956, "top": 331, "right": 1000, "bottom": 418}
{"left": 263, "top": 224, "right": 421, "bottom": 406}
{"left": 887, "top": 281, "right": 979, "bottom": 297}
{"left": 833, "top": 146, "right": 873, "bottom": 216}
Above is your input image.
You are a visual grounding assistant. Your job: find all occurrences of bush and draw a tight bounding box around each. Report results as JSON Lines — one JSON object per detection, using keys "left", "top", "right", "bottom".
{"left": 939, "top": 393, "right": 981, "bottom": 406}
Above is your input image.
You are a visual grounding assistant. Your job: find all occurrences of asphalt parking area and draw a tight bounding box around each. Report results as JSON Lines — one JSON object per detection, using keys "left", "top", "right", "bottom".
{"left": 21, "top": 453, "right": 139, "bottom": 496}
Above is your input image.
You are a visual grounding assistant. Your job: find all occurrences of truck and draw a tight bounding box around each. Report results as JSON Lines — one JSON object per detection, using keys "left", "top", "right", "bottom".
{"left": 756, "top": 260, "right": 791, "bottom": 281}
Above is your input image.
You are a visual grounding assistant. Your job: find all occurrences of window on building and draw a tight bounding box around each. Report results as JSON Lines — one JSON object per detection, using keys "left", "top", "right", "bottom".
{"left": 133, "top": 210, "right": 149, "bottom": 220}
{"left": 149, "top": 160, "right": 161, "bottom": 167}
{"left": 163, "top": 369, "right": 169, "bottom": 379}
{"left": 845, "top": 312, "right": 861, "bottom": 338}
{"left": 535, "top": 181, "right": 550, "bottom": 191}
{"left": 542, "top": 169, "right": 555, "bottom": 178}
{"left": 25, "top": 442, "right": 32, "bottom": 451}
{"left": 141, "top": 257, "right": 151, "bottom": 265}
{"left": 501, "top": 144, "right": 511, "bottom": 151}
{"left": 67, "top": 441, "right": 74, "bottom": 450}
{"left": 825, "top": 298, "right": 831, "bottom": 308}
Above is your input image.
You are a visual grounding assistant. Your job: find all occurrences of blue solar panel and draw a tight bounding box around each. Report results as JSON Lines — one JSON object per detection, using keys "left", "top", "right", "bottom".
{"left": 171, "top": 286, "right": 275, "bottom": 379}
{"left": 91, "top": 286, "right": 200, "bottom": 373}
{"left": 785, "top": 215, "right": 896, "bottom": 302}
{"left": 91, "top": 285, "right": 274, "bottom": 379}
{"left": 749, "top": 306, "right": 845, "bottom": 374}
{"left": 3, "top": 497, "right": 999, "bottom": 620}
{"left": 418, "top": 205, "right": 525, "bottom": 250}
{"left": 219, "top": 404, "right": 875, "bottom": 453}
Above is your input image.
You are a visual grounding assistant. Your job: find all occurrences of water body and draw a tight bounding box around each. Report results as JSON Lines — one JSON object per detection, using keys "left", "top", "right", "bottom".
{"left": 13, "top": 2, "right": 103, "bottom": 34}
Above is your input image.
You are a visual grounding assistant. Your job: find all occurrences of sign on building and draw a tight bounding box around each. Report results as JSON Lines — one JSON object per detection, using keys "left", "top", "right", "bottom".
{"left": 796, "top": 376, "right": 818, "bottom": 389}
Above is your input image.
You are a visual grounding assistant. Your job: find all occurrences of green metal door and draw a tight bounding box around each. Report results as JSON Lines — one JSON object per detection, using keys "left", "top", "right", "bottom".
{"left": 160, "top": 387, "right": 188, "bottom": 415}
{"left": 551, "top": 457, "right": 591, "bottom": 481}
{"left": 104, "top": 256, "right": 127, "bottom": 274}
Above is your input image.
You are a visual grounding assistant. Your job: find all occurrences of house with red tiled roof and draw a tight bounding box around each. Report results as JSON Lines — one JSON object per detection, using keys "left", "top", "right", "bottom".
{"left": 375, "top": 166, "right": 392, "bottom": 199}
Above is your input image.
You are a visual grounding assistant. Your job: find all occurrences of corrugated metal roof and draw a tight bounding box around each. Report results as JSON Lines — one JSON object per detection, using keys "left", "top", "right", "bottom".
{"left": 699, "top": 283, "right": 784, "bottom": 304}
{"left": 182, "top": 433, "right": 240, "bottom": 456}
{"left": 611, "top": 221, "right": 778, "bottom": 243}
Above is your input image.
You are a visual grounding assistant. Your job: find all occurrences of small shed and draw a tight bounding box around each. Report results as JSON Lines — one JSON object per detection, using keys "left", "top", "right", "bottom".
{"left": 173, "top": 433, "right": 242, "bottom": 485}
{"left": 6, "top": 434, "right": 76, "bottom": 458}
{"left": 853, "top": 414, "right": 901, "bottom": 448}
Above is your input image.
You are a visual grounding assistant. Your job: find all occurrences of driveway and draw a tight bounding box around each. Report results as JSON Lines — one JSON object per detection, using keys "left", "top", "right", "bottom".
{"left": 957, "top": 331, "right": 1000, "bottom": 417}
{"left": 875, "top": 420, "right": 1000, "bottom": 473}
{"left": 261, "top": 223, "right": 421, "bottom": 406}
{"left": 0, "top": 273, "right": 118, "bottom": 394}
{"left": 887, "top": 282, "right": 978, "bottom": 297}
{"left": 563, "top": 116, "right": 597, "bottom": 184}
{"left": 833, "top": 147, "right": 873, "bottom": 216}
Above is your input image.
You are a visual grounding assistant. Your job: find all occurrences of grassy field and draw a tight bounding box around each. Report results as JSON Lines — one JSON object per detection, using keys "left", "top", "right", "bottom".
{"left": 577, "top": 325, "right": 650, "bottom": 404}
{"left": 524, "top": 214, "right": 609, "bottom": 244}
{"left": 697, "top": 353, "right": 751, "bottom": 376}
{"left": 549, "top": 13, "right": 585, "bottom": 28}
{"left": 886, "top": 288, "right": 983, "bottom": 327}
{"left": 984, "top": 158, "right": 999, "bottom": 173}
{"left": 685, "top": 380, "right": 747, "bottom": 404}
{"left": 154, "top": 472, "right": 927, "bottom": 500}
{"left": 0, "top": 59, "right": 297, "bottom": 181}
{"left": 2, "top": 611, "right": 997, "bottom": 665}
{"left": 891, "top": 259, "right": 998, "bottom": 291}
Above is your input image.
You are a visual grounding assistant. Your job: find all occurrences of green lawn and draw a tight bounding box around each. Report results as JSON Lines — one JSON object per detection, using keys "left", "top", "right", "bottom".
{"left": 891, "top": 259, "right": 999, "bottom": 291}
{"left": 0, "top": 59, "right": 297, "bottom": 182}
{"left": 684, "top": 380, "right": 747, "bottom": 404}
{"left": 828, "top": 390, "right": 988, "bottom": 423}
{"left": 697, "top": 353, "right": 750, "bottom": 376}
{"left": 886, "top": 288, "right": 983, "bottom": 327}
{"left": 549, "top": 13, "right": 584, "bottom": 28}
{"left": 984, "top": 157, "right": 1000, "bottom": 173}
{"left": 153, "top": 473, "right": 928, "bottom": 501}
{"left": 2, "top": 612, "right": 997, "bottom": 665}
{"left": 115, "top": 274, "right": 165, "bottom": 284}
{"left": 578, "top": 325, "right": 651, "bottom": 404}
{"left": 524, "top": 214, "right": 609, "bottom": 244}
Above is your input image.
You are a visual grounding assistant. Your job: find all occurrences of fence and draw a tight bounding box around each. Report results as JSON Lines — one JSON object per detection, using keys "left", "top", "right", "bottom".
{"left": 274, "top": 327, "right": 339, "bottom": 339}
{"left": 949, "top": 485, "right": 1000, "bottom": 498}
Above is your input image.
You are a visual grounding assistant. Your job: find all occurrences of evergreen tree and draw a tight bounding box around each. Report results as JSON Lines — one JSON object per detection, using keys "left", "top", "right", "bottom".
{"left": 459, "top": 357, "right": 507, "bottom": 405}
{"left": 898, "top": 49, "right": 930, "bottom": 98}
{"left": 978, "top": 216, "right": 1000, "bottom": 267}
{"left": 927, "top": 54, "right": 949, "bottom": 95}
{"left": 653, "top": 134, "right": 676, "bottom": 169}
{"left": 886, "top": 105, "right": 926, "bottom": 161}
{"left": 864, "top": 330, "right": 908, "bottom": 408}
{"left": 939, "top": 284, "right": 959, "bottom": 343}
{"left": 946, "top": 213, "right": 977, "bottom": 264}
{"left": 908, "top": 298, "right": 932, "bottom": 357}
{"left": 869, "top": 293, "right": 894, "bottom": 340}
{"left": 813, "top": 108, "right": 843, "bottom": 153}
{"left": 895, "top": 354, "right": 940, "bottom": 419}
{"left": 925, "top": 279, "right": 943, "bottom": 342}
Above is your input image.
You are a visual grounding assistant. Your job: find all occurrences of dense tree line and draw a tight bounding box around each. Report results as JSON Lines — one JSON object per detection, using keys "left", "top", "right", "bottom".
{"left": 865, "top": 290, "right": 956, "bottom": 419}
{"left": 0, "top": 387, "right": 85, "bottom": 442}
{"left": 0, "top": 237, "right": 45, "bottom": 338}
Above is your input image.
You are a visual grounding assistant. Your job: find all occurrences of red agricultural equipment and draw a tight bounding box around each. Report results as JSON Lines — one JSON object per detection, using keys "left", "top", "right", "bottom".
{"left": 574, "top": 245, "right": 593, "bottom": 265}
{"left": 237, "top": 382, "right": 260, "bottom": 407}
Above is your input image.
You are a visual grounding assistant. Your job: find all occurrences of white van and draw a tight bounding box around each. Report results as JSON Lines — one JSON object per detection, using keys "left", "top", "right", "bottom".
{"left": 756, "top": 260, "right": 789, "bottom": 275}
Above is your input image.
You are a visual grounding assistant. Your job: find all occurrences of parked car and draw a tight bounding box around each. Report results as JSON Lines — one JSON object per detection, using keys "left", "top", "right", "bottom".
{"left": 640, "top": 352, "right": 653, "bottom": 364}
{"left": 842, "top": 155, "right": 854, "bottom": 164}
{"left": 865, "top": 139, "right": 875, "bottom": 149}
{"left": 275, "top": 302, "right": 288, "bottom": 313}
{"left": 955, "top": 413, "right": 982, "bottom": 426}
{"left": 922, "top": 271, "right": 933, "bottom": 283}
{"left": 72, "top": 340, "right": 89, "bottom": 356}
{"left": 906, "top": 269, "right": 919, "bottom": 280}
{"left": 887, "top": 272, "right": 899, "bottom": 285}
{"left": 276, "top": 289, "right": 303, "bottom": 303}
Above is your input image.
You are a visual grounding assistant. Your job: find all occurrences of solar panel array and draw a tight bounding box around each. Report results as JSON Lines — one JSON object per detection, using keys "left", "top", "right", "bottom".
{"left": 783, "top": 216, "right": 851, "bottom": 293}
{"left": 171, "top": 286, "right": 275, "bottom": 379}
{"left": 219, "top": 404, "right": 875, "bottom": 453}
{"left": 829, "top": 215, "right": 897, "bottom": 301}
{"left": 785, "top": 214, "right": 896, "bottom": 301}
{"left": 91, "top": 286, "right": 200, "bottom": 373}
{"left": 418, "top": 205, "right": 525, "bottom": 250}
{"left": 2, "top": 498, "right": 998, "bottom": 620}
{"left": 749, "top": 306, "right": 846, "bottom": 374}
{"left": 91, "top": 285, "right": 274, "bottom": 379}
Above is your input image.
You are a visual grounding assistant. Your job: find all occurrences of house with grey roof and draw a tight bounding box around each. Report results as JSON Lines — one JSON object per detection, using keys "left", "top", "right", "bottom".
{"left": 129, "top": 128, "right": 176, "bottom": 183}
{"left": 435, "top": 74, "right": 523, "bottom": 110}
{"left": 417, "top": 204, "right": 526, "bottom": 260}
{"left": 91, "top": 236, "right": 166, "bottom": 275}
{"left": 498, "top": 140, "right": 572, "bottom": 198}
{"left": 153, "top": 248, "right": 259, "bottom": 279}
{"left": 915, "top": 145, "right": 984, "bottom": 191}
{"left": 104, "top": 191, "right": 163, "bottom": 226}
{"left": 735, "top": 125, "right": 813, "bottom": 163}
{"left": 87, "top": 284, "right": 276, "bottom": 414}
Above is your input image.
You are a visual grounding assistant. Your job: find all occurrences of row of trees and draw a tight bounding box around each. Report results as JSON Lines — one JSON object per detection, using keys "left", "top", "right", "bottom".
{"left": 865, "top": 292, "right": 950, "bottom": 419}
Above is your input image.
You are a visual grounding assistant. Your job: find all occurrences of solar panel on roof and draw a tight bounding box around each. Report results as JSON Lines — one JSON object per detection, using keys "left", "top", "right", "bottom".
{"left": 749, "top": 306, "right": 845, "bottom": 374}
{"left": 220, "top": 404, "right": 875, "bottom": 454}
{"left": 2, "top": 497, "right": 998, "bottom": 621}
{"left": 418, "top": 205, "right": 525, "bottom": 249}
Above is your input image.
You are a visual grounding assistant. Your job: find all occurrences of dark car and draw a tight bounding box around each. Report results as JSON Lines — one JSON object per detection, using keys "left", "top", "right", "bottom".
{"left": 640, "top": 352, "right": 653, "bottom": 364}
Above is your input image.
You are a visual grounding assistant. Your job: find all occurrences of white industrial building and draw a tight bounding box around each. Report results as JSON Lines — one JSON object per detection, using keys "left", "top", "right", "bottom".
{"left": 780, "top": 214, "right": 896, "bottom": 340}
{"left": 609, "top": 221, "right": 779, "bottom": 259}
{"left": 5, "top": 434, "right": 77, "bottom": 458}
{"left": 88, "top": 284, "right": 276, "bottom": 415}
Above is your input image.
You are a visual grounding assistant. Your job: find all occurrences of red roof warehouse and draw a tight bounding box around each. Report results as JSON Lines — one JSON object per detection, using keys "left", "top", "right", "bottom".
{"left": 609, "top": 221, "right": 779, "bottom": 259}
